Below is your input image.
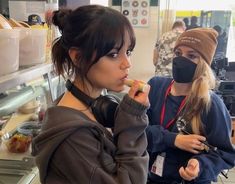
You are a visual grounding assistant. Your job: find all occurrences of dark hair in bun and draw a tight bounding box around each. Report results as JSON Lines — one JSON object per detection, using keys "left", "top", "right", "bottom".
{"left": 52, "top": 9, "right": 72, "bottom": 33}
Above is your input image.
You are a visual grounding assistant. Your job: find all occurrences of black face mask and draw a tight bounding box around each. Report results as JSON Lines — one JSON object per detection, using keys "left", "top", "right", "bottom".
{"left": 172, "top": 56, "right": 197, "bottom": 83}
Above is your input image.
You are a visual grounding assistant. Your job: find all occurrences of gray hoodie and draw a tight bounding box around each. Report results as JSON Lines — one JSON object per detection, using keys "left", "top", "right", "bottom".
{"left": 32, "top": 95, "right": 149, "bottom": 184}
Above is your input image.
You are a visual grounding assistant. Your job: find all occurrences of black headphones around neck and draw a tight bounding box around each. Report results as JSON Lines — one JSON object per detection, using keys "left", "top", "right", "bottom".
{"left": 65, "top": 80, "right": 120, "bottom": 128}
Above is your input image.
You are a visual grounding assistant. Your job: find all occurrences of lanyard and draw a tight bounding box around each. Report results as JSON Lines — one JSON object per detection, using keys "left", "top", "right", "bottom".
{"left": 160, "top": 80, "right": 187, "bottom": 129}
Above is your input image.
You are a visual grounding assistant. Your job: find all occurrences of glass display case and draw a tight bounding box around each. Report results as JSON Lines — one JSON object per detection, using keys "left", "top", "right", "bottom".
{"left": 0, "top": 62, "right": 64, "bottom": 184}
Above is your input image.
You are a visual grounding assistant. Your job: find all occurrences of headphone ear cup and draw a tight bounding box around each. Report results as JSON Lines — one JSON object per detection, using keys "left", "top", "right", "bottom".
{"left": 91, "top": 95, "right": 120, "bottom": 128}
{"left": 65, "top": 80, "right": 120, "bottom": 127}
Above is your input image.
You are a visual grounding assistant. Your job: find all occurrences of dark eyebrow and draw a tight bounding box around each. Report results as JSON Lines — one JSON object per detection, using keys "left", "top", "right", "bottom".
{"left": 176, "top": 48, "right": 198, "bottom": 54}
{"left": 112, "top": 43, "right": 133, "bottom": 51}
{"left": 111, "top": 47, "right": 119, "bottom": 50}
{"left": 187, "top": 50, "right": 200, "bottom": 55}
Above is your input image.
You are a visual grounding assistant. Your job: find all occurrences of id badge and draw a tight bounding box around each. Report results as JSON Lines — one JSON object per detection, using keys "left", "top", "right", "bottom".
{"left": 151, "top": 152, "right": 166, "bottom": 177}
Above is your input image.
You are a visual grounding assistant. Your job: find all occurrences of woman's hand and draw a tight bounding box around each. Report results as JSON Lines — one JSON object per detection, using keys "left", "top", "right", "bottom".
{"left": 127, "top": 80, "right": 150, "bottom": 107}
{"left": 175, "top": 134, "right": 206, "bottom": 154}
{"left": 179, "top": 158, "right": 200, "bottom": 181}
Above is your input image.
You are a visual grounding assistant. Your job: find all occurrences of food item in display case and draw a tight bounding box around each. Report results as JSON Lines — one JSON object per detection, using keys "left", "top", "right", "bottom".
{"left": 8, "top": 18, "right": 23, "bottom": 28}
{"left": 18, "top": 21, "right": 31, "bottom": 28}
{"left": 18, "top": 99, "right": 40, "bottom": 114}
{"left": 0, "top": 14, "right": 12, "bottom": 29}
{"left": 5, "top": 133, "right": 32, "bottom": 153}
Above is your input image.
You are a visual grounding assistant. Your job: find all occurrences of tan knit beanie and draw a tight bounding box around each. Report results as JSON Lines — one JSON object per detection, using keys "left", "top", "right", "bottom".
{"left": 174, "top": 28, "right": 218, "bottom": 65}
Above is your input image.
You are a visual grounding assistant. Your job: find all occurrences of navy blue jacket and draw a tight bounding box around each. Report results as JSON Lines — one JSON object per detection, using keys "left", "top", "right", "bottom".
{"left": 146, "top": 77, "right": 235, "bottom": 183}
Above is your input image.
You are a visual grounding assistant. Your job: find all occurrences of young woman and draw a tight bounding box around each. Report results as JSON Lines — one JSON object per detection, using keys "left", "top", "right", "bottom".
{"left": 146, "top": 28, "right": 235, "bottom": 184}
{"left": 32, "top": 5, "right": 150, "bottom": 184}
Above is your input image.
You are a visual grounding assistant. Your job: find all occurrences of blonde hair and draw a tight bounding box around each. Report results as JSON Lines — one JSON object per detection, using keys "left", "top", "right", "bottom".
{"left": 183, "top": 57, "right": 216, "bottom": 134}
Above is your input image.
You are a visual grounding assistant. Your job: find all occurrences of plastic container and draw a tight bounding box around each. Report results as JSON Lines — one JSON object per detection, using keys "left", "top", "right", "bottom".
{"left": 17, "top": 121, "right": 41, "bottom": 137}
{"left": 0, "top": 29, "right": 19, "bottom": 76}
{"left": 4, "top": 133, "right": 32, "bottom": 153}
{"left": 18, "top": 28, "right": 47, "bottom": 66}
{"left": 18, "top": 99, "right": 40, "bottom": 114}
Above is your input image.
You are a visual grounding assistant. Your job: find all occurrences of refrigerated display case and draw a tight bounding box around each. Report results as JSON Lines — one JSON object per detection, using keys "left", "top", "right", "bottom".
{"left": 0, "top": 62, "right": 64, "bottom": 184}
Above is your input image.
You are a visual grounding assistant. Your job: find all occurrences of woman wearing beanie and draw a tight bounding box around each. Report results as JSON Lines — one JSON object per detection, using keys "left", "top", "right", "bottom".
{"left": 146, "top": 28, "right": 235, "bottom": 184}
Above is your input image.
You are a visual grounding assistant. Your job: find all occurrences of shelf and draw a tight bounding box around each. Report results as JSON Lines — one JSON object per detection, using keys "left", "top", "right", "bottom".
{"left": 0, "top": 63, "right": 53, "bottom": 94}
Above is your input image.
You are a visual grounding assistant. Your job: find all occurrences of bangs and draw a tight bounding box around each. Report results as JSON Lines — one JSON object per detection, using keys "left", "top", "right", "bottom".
{"left": 92, "top": 12, "right": 136, "bottom": 62}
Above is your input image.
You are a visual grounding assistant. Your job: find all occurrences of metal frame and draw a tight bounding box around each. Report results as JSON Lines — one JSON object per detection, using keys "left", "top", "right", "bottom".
{"left": 0, "top": 63, "right": 53, "bottom": 94}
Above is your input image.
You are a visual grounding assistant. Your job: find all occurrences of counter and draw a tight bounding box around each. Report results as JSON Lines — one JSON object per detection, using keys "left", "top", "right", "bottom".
{"left": 0, "top": 60, "right": 54, "bottom": 184}
{"left": 0, "top": 113, "right": 40, "bottom": 184}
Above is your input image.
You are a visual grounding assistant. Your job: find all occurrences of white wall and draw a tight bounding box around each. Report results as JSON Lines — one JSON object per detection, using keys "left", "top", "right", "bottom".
{"left": 66, "top": 0, "right": 109, "bottom": 9}
{"left": 90, "top": 0, "right": 109, "bottom": 6}
{"left": 131, "top": 6, "right": 158, "bottom": 82}
{"left": 112, "top": 6, "right": 158, "bottom": 82}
